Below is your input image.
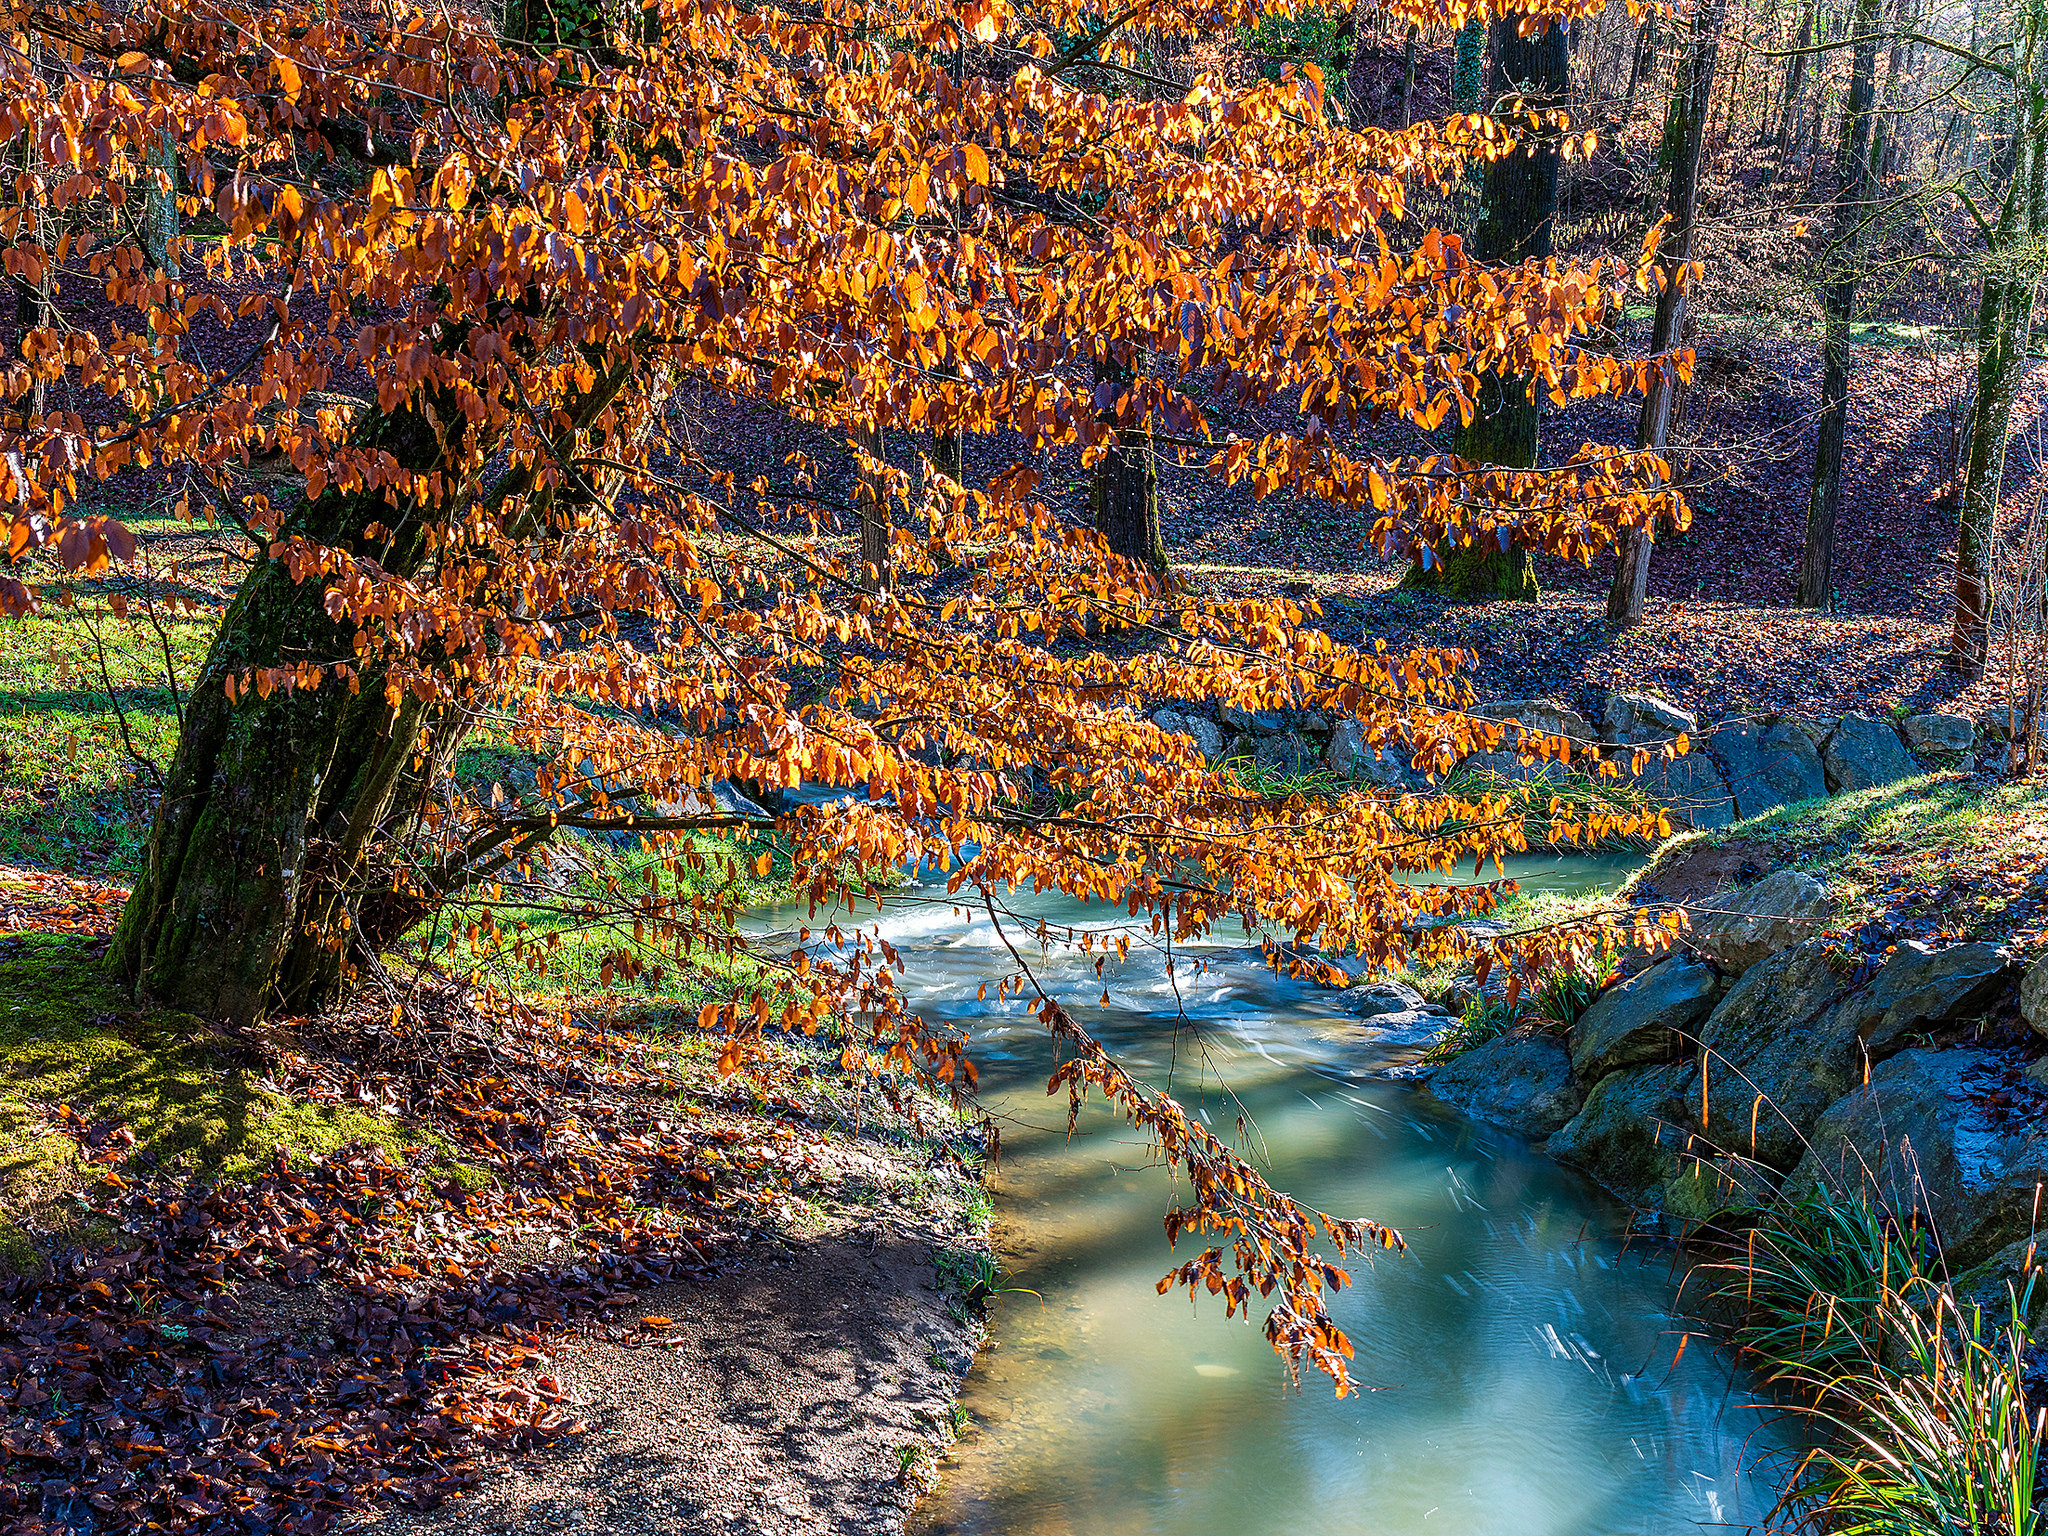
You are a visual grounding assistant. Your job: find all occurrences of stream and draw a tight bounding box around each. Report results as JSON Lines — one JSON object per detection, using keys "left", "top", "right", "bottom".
{"left": 771, "top": 851, "right": 1796, "bottom": 1535}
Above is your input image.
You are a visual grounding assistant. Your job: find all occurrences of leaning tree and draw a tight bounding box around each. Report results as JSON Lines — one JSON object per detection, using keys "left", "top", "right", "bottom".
{"left": 1, "top": 0, "right": 1685, "bottom": 1388}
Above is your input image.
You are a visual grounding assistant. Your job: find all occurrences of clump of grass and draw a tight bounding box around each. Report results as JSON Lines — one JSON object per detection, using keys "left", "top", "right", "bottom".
{"left": 1424, "top": 943, "right": 1617, "bottom": 1062}
{"left": 1728, "top": 1186, "right": 1940, "bottom": 1394}
{"left": 1789, "top": 1278, "right": 2041, "bottom": 1536}
{"left": 1725, "top": 1183, "right": 2044, "bottom": 1536}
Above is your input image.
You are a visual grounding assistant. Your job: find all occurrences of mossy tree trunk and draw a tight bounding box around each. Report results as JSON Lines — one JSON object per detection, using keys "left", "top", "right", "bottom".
{"left": 112, "top": 393, "right": 473, "bottom": 1025}
{"left": 1407, "top": 15, "right": 1566, "bottom": 602}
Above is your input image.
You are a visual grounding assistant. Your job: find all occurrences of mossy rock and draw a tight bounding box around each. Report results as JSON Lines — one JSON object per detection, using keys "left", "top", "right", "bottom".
{"left": 0, "top": 933, "right": 478, "bottom": 1270}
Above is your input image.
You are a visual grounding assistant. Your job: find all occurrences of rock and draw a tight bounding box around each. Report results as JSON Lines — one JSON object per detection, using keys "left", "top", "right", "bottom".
{"left": 1901, "top": 713, "right": 1976, "bottom": 755}
{"left": 1822, "top": 715, "right": 1917, "bottom": 793}
{"left": 1602, "top": 692, "right": 1697, "bottom": 745}
{"left": 2024, "top": 956, "right": 2048, "bottom": 1040}
{"left": 1570, "top": 959, "right": 1723, "bottom": 1082}
{"left": 1635, "top": 752, "right": 1735, "bottom": 829}
{"left": 1348, "top": 977, "right": 1429, "bottom": 1018}
{"left": 1836, "top": 941, "right": 2019, "bottom": 1057}
{"left": 1426, "top": 1032, "right": 1584, "bottom": 1138}
{"left": 1785, "top": 1048, "right": 2048, "bottom": 1269}
{"left": 1790, "top": 715, "right": 1842, "bottom": 749}
{"left": 1977, "top": 709, "right": 2017, "bottom": 742}
{"left": 1953, "top": 1235, "right": 2048, "bottom": 1334}
{"left": 1474, "top": 698, "right": 1598, "bottom": 746}
{"left": 1153, "top": 708, "right": 1228, "bottom": 766}
{"left": 1219, "top": 704, "right": 1298, "bottom": 736}
{"left": 1325, "top": 717, "right": 1365, "bottom": 776}
{"left": 1685, "top": 869, "right": 1830, "bottom": 975}
{"left": 1253, "top": 732, "right": 1314, "bottom": 776}
{"left": 1692, "top": 939, "right": 1861, "bottom": 1168}
{"left": 1355, "top": 751, "right": 1424, "bottom": 790}
{"left": 1708, "top": 718, "right": 1829, "bottom": 821}
{"left": 1545, "top": 1061, "right": 1698, "bottom": 1207}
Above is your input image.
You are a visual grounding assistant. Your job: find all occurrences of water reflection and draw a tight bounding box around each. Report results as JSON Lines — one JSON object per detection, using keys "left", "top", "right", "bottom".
{"left": 771, "top": 852, "right": 1790, "bottom": 1536}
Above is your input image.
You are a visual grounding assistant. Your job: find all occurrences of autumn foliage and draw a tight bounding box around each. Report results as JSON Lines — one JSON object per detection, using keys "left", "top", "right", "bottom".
{"left": 3, "top": 0, "right": 1692, "bottom": 1391}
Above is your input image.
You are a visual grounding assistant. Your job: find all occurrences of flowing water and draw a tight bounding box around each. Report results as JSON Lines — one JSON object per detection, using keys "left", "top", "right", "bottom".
{"left": 769, "top": 852, "right": 1795, "bottom": 1536}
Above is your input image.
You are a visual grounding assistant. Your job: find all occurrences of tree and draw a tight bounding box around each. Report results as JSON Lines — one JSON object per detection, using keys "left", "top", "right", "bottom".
{"left": 1404, "top": 10, "right": 1572, "bottom": 601}
{"left": 1608, "top": 0, "right": 1725, "bottom": 627}
{"left": 1951, "top": 2, "right": 2048, "bottom": 675}
{"left": 1796, "top": 0, "right": 1884, "bottom": 610}
{"left": 1, "top": 0, "right": 1685, "bottom": 1391}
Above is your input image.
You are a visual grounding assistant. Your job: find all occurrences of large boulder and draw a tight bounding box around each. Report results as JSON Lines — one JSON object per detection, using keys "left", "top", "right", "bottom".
{"left": 1693, "top": 939, "right": 1861, "bottom": 1168}
{"left": 1708, "top": 718, "right": 1829, "bottom": 821}
{"left": 1900, "top": 713, "right": 1976, "bottom": 755}
{"left": 1253, "top": 732, "right": 1314, "bottom": 776}
{"left": 1153, "top": 708, "right": 1228, "bottom": 766}
{"left": 1545, "top": 1061, "right": 1699, "bottom": 1207}
{"left": 1570, "top": 959, "right": 1724, "bottom": 1081}
{"left": 1785, "top": 1048, "right": 2048, "bottom": 1269}
{"left": 1217, "top": 703, "right": 1298, "bottom": 735}
{"left": 1834, "top": 941, "right": 2019, "bottom": 1057}
{"left": 1954, "top": 1234, "right": 2048, "bottom": 1334}
{"left": 1635, "top": 752, "right": 1736, "bottom": 829}
{"left": 1327, "top": 719, "right": 1423, "bottom": 787}
{"left": 1349, "top": 977, "right": 1429, "bottom": 1018}
{"left": 2022, "top": 954, "right": 2048, "bottom": 1040}
{"left": 1427, "top": 1032, "right": 1584, "bottom": 1138}
{"left": 1473, "top": 698, "right": 1599, "bottom": 746}
{"left": 1686, "top": 869, "right": 1831, "bottom": 975}
{"left": 1822, "top": 715, "right": 1917, "bottom": 793}
{"left": 1602, "top": 692, "right": 1696, "bottom": 746}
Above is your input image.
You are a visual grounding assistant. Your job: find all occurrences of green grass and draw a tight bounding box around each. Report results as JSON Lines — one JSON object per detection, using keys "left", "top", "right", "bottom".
{"left": 1726, "top": 1187, "right": 2043, "bottom": 1536}
{"left": 0, "top": 603, "right": 211, "bottom": 875}
{"left": 0, "top": 933, "right": 475, "bottom": 1271}
{"left": 1628, "top": 773, "right": 2048, "bottom": 938}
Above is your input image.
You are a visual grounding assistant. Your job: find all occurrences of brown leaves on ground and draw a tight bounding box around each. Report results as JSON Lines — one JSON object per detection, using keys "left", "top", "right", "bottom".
{"left": 0, "top": 866, "right": 130, "bottom": 937}
{"left": 0, "top": 988, "right": 884, "bottom": 1535}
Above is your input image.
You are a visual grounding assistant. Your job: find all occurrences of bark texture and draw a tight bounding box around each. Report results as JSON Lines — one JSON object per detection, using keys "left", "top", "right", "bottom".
{"left": 1091, "top": 354, "right": 1165, "bottom": 573}
{"left": 112, "top": 392, "right": 469, "bottom": 1024}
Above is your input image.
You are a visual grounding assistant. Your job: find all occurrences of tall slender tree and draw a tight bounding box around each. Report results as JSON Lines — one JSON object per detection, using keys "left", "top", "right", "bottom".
{"left": 1608, "top": 0, "right": 1727, "bottom": 626}
{"left": 1795, "top": 0, "right": 1883, "bottom": 609}
{"left": 1952, "top": 5, "right": 2048, "bottom": 674}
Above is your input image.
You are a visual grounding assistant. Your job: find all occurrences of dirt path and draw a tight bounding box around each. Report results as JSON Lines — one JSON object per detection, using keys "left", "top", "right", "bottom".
{"left": 370, "top": 1224, "right": 977, "bottom": 1536}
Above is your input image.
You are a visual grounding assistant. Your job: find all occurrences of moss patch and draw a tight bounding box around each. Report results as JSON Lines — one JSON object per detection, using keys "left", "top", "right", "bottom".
{"left": 0, "top": 933, "right": 472, "bottom": 1271}
{"left": 1625, "top": 773, "right": 2048, "bottom": 943}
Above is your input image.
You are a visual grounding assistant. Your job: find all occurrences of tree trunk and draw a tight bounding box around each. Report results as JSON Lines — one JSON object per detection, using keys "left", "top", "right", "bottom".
{"left": 1621, "top": 13, "right": 1658, "bottom": 156}
{"left": 1773, "top": 0, "right": 1816, "bottom": 165}
{"left": 854, "top": 421, "right": 891, "bottom": 589}
{"left": 142, "top": 133, "right": 180, "bottom": 278}
{"left": 1609, "top": 0, "right": 1725, "bottom": 628}
{"left": 1398, "top": 23, "right": 1420, "bottom": 127}
{"left": 112, "top": 390, "right": 479, "bottom": 1025}
{"left": 1409, "top": 17, "right": 1568, "bottom": 601}
{"left": 1453, "top": 18, "right": 1487, "bottom": 109}
{"left": 1795, "top": 0, "right": 1881, "bottom": 610}
{"left": 1090, "top": 355, "right": 1165, "bottom": 573}
{"left": 1953, "top": 85, "right": 2047, "bottom": 674}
